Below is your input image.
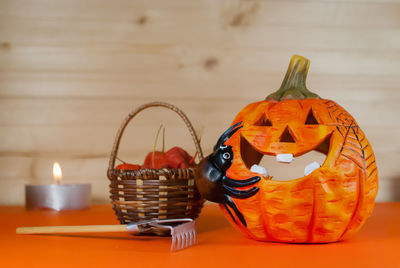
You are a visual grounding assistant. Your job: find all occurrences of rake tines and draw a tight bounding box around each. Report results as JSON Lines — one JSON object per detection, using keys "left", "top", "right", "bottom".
{"left": 170, "top": 220, "right": 197, "bottom": 252}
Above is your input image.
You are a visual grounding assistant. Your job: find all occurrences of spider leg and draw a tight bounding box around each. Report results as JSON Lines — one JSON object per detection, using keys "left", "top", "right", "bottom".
{"left": 224, "top": 195, "right": 247, "bottom": 226}
{"left": 222, "top": 202, "right": 238, "bottom": 225}
{"left": 223, "top": 175, "right": 260, "bottom": 188}
{"left": 223, "top": 185, "right": 259, "bottom": 199}
{"left": 214, "top": 121, "right": 243, "bottom": 150}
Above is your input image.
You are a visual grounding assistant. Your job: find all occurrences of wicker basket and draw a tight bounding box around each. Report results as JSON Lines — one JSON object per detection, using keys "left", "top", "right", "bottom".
{"left": 107, "top": 102, "right": 205, "bottom": 224}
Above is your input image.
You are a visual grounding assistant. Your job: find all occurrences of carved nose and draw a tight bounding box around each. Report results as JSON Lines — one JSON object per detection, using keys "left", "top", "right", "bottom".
{"left": 255, "top": 115, "right": 272, "bottom": 126}
{"left": 280, "top": 127, "right": 296, "bottom": 143}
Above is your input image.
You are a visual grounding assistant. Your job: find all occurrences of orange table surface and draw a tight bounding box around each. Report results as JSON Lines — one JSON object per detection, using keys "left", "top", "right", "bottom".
{"left": 1, "top": 203, "right": 399, "bottom": 267}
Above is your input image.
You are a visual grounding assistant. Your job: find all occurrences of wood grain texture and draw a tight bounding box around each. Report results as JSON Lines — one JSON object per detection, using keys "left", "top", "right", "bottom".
{"left": 0, "top": 0, "right": 399, "bottom": 204}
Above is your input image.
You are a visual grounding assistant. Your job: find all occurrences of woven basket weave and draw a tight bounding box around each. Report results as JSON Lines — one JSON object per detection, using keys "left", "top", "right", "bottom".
{"left": 107, "top": 102, "right": 205, "bottom": 224}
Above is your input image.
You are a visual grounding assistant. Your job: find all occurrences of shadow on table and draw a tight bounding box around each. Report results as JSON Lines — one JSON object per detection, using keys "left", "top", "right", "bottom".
{"left": 197, "top": 218, "right": 231, "bottom": 235}
{"left": 196, "top": 205, "right": 231, "bottom": 234}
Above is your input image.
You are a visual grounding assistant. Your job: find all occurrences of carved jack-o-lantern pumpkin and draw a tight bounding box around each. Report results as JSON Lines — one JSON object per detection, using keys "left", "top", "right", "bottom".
{"left": 196, "top": 55, "right": 378, "bottom": 243}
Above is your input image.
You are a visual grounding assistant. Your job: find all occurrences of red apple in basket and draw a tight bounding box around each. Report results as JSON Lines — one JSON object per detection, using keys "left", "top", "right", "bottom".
{"left": 142, "top": 151, "right": 169, "bottom": 169}
{"left": 164, "top": 146, "right": 193, "bottom": 169}
{"left": 115, "top": 163, "right": 141, "bottom": 170}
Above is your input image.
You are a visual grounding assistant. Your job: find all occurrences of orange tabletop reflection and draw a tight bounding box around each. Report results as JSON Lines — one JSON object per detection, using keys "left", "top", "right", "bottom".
{"left": 1, "top": 203, "right": 399, "bottom": 267}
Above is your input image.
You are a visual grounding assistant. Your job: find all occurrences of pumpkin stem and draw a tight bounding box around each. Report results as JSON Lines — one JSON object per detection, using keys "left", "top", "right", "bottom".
{"left": 266, "top": 55, "right": 320, "bottom": 101}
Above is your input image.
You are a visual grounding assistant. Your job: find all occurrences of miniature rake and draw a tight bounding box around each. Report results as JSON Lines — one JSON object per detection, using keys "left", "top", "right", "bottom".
{"left": 16, "top": 218, "right": 197, "bottom": 252}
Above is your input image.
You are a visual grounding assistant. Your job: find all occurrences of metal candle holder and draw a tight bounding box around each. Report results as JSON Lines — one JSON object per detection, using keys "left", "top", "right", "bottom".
{"left": 25, "top": 162, "right": 91, "bottom": 211}
{"left": 25, "top": 184, "right": 91, "bottom": 211}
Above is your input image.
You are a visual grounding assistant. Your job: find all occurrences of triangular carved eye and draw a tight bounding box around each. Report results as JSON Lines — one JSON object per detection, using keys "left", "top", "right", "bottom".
{"left": 254, "top": 114, "right": 272, "bottom": 126}
{"left": 305, "top": 109, "right": 319, "bottom": 125}
{"left": 280, "top": 127, "right": 295, "bottom": 143}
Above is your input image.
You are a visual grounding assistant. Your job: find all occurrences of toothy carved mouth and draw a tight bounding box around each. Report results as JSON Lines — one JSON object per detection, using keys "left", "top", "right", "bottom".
{"left": 276, "top": 154, "right": 294, "bottom": 163}
{"left": 250, "top": 164, "right": 269, "bottom": 177}
{"left": 240, "top": 135, "right": 331, "bottom": 181}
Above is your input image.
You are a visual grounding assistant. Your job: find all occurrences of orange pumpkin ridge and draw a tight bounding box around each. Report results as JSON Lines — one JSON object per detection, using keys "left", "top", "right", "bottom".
{"left": 218, "top": 55, "right": 378, "bottom": 243}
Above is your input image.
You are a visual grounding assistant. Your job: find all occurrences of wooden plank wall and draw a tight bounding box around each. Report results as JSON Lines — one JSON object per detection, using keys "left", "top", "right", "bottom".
{"left": 0, "top": 0, "right": 399, "bottom": 204}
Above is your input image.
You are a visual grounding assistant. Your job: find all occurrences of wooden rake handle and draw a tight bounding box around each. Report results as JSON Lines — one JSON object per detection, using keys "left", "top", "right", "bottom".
{"left": 16, "top": 225, "right": 128, "bottom": 234}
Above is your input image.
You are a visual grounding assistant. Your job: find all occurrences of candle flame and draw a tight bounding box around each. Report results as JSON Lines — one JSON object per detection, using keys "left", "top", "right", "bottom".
{"left": 53, "top": 162, "right": 62, "bottom": 184}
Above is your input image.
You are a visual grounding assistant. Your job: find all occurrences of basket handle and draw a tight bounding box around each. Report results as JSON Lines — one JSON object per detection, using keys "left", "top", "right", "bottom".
{"left": 108, "top": 102, "right": 204, "bottom": 173}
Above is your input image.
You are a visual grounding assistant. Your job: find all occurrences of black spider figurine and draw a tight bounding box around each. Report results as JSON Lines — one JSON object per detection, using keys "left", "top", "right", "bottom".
{"left": 196, "top": 121, "right": 260, "bottom": 226}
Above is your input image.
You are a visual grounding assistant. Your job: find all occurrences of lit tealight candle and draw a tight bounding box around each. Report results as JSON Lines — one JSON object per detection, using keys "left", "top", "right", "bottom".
{"left": 25, "top": 162, "right": 91, "bottom": 211}
{"left": 53, "top": 162, "right": 62, "bottom": 185}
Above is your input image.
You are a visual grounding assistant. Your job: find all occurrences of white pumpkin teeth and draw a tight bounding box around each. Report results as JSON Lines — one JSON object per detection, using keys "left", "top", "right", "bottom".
{"left": 276, "top": 154, "right": 294, "bottom": 163}
{"left": 304, "top": 161, "right": 321, "bottom": 176}
{"left": 250, "top": 164, "right": 269, "bottom": 177}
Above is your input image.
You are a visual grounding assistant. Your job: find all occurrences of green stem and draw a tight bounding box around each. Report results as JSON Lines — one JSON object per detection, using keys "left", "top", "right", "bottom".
{"left": 266, "top": 55, "right": 320, "bottom": 101}
{"left": 152, "top": 125, "right": 164, "bottom": 167}
{"left": 162, "top": 126, "right": 165, "bottom": 153}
